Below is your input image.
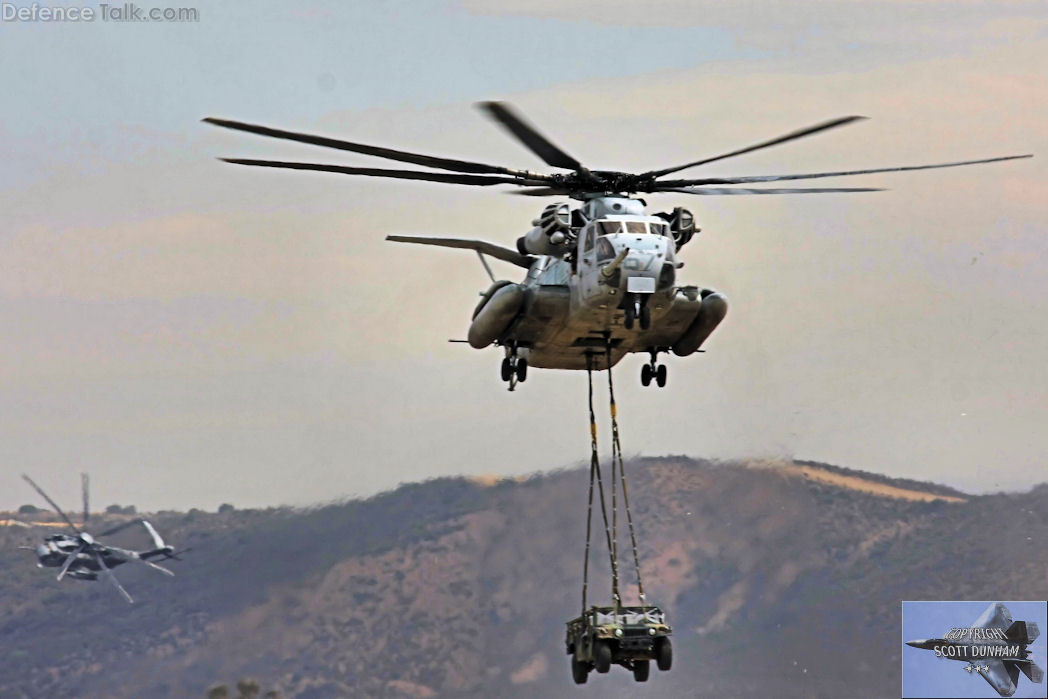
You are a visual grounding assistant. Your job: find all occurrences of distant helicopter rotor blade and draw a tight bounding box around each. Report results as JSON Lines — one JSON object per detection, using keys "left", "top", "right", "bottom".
{"left": 95, "top": 518, "right": 144, "bottom": 538}
{"left": 164, "top": 547, "right": 192, "bottom": 561}
{"left": 659, "top": 186, "right": 885, "bottom": 195}
{"left": 654, "top": 154, "right": 1033, "bottom": 187}
{"left": 82, "top": 473, "right": 89, "bottom": 525}
{"left": 643, "top": 116, "right": 867, "bottom": 179}
{"left": 106, "top": 545, "right": 175, "bottom": 577}
{"left": 93, "top": 551, "right": 133, "bottom": 604}
{"left": 56, "top": 545, "right": 85, "bottom": 581}
{"left": 218, "top": 159, "right": 549, "bottom": 187}
{"left": 136, "top": 557, "right": 175, "bottom": 577}
{"left": 21, "top": 475, "right": 81, "bottom": 536}
{"left": 203, "top": 117, "right": 553, "bottom": 180}
{"left": 139, "top": 520, "right": 167, "bottom": 550}
{"left": 478, "top": 101, "right": 583, "bottom": 171}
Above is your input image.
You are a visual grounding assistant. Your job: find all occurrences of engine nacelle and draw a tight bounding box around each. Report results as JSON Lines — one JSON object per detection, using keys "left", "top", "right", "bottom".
{"left": 516, "top": 203, "right": 576, "bottom": 257}
{"left": 517, "top": 227, "right": 574, "bottom": 257}
{"left": 537, "top": 203, "right": 571, "bottom": 237}
{"left": 656, "top": 207, "right": 699, "bottom": 250}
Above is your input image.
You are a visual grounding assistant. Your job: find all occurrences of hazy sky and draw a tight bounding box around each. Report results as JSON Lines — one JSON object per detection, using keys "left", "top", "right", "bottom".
{"left": 1, "top": 1, "right": 1045, "bottom": 511}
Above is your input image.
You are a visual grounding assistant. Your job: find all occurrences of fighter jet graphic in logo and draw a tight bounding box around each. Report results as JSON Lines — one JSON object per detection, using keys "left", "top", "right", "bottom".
{"left": 906, "top": 602, "right": 1044, "bottom": 697}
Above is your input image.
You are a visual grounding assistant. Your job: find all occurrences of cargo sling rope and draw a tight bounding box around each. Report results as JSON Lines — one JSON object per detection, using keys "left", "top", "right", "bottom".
{"left": 581, "top": 345, "right": 646, "bottom": 614}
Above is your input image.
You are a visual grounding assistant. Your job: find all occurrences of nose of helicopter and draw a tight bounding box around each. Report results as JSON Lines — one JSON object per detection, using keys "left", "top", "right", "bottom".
{"left": 620, "top": 248, "right": 666, "bottom": 293}
{"left": 35, "top": 544, "right": 48, "bottom": 558}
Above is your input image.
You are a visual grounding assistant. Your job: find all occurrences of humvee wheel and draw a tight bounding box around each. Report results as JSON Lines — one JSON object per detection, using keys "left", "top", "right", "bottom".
{"left": 633, "top": 660, "right": 650, "bottom": 682}
{"left": 655, "top": 637, "right": 672, "bottom": 671}
{"left": 571, "top": 654, "right": 589, "bottom": 684}
{"left": 594, "top": 640, "right": 612, "bottom": 674}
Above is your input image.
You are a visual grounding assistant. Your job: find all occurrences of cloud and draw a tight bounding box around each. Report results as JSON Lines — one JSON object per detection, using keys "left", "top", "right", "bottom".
{"left": 1, "top": 5, "right": 1045, "bottom": 509}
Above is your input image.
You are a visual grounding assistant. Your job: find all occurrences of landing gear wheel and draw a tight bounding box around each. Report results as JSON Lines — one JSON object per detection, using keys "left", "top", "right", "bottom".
{"left": 655, "top": 637, "right": 673, "bottom": 671}
{"left": 571, "top": 654, "right": 589, "bottom": 684}
{"left": 639, "top": 305, "right": 651, "bottom": 330}
{"left": 500, "top": 357, "right": 513, "bottom": 382}
{"left": 594, "top": 640, "right": 612, "bottom": 674}
{"left": 641, "top": 363, "right": 652, "bottom": 387}
{"left": 515, "top": 358, "right": 528, "bottom": 383}
{"left": 633, "top": 660, "right": 650, "bottom": 682}
{"left": 623, "top": 303, "right": 635, "bottom": 330}
{"left": 656, "top": 364, "right": 667, "bottom": 388}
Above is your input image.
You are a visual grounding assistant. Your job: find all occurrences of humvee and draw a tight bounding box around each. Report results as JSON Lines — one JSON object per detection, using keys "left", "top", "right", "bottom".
{"left": 565, "top": 604, "right": 673, "bottom": 683}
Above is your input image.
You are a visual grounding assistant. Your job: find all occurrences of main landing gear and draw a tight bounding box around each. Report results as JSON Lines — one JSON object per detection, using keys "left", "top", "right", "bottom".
{"left": 500, "top": 346, "right": 527, "bottom": 390}
{"left": 622, "top": 293, "right": 651, "bottom": 331}
{"left": 640, "top": 351, "right": 667, "bottom": 388}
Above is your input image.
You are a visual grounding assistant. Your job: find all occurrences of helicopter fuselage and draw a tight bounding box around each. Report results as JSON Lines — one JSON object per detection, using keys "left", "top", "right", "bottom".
{"left": 35, "top": 534, "right": 129, "bottom": 578}
{"left": 466, "top": 197, "right": 728, "bottom": 381}
{"left": 511, "top": 229, "right": 698, "bottom": 369}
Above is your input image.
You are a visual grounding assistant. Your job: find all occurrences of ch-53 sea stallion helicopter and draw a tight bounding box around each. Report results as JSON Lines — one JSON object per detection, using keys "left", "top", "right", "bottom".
{"left": 204, "top": 102, "right": 1029, "bottom": 390}
{"left": 19, "top": 474, "right": 181, "bottom": 603}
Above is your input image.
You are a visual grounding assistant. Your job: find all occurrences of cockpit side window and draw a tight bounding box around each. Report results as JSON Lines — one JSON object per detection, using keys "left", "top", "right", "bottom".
{"left": 650, "top": 222, "right": 668, "bottom": 237}
{"left": 583, "top": 226, "right": 596, "bottom": 252}
{"left": 625, "top": 222, "right": 646, "bottom": 235}
{"left": 596, "top": 237, "right": 616, "bottom": 262}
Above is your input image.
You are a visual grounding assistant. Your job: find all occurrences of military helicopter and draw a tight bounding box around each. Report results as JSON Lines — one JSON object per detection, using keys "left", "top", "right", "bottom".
{"left": 204, "top": 103, "right": 1029, "bottom": 389}
{"left": 19, "top": 474, "right": 181, "bottom": 603}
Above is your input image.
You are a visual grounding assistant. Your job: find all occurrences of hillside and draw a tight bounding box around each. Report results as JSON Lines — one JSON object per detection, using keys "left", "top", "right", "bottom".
{"left": 1, "top": 458, "right": 1045, "bottom": 698}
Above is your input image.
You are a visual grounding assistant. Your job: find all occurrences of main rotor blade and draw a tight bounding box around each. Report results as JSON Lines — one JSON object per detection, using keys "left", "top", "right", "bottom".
{"left": 644, "top": 116, "right": 867, "bottom": 178}
{"left": 93, "top": 551, "right": 133, "bottom": 604}
{"left": 203, "top": 117, "right": 552, "bottom": 180}
{"left": 387, "top": 235, "right": 534, "bottom": 269}
{"left": 56, "top": 545, "right": 85, "bottom": 581}
{"left": 660, "top": 186, "right": 884, "bottom": 195}
{"left": 655, "top": 154, "right": 1033, "bottom": 187}
{"left": 478, "top": 102, "right": 583, "bottom": 170}
{"left": 82, "top": 473, "right": 89, "bottom": 525}
{"left": 506, "top": 187, "right": 573, "bottom": 197}
{"left": 219, "top": 159, "right": 547, "bottom": 187}
{"left": 21, "top": 475, "right": 81, "bottom": 535}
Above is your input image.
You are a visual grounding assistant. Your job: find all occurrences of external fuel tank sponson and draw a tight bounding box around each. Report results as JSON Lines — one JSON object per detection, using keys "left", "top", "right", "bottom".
{"left": 468, "top": 283, "right": 527, "bottom": 349}
{"left": 672, "top": 292, "right": 728, "bottom": 356}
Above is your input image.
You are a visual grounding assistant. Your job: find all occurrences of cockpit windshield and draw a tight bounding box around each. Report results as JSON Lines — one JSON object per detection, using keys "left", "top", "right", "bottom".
{"left": 598, "top": 220, "right": 671, "bottom": 238}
